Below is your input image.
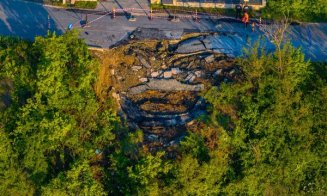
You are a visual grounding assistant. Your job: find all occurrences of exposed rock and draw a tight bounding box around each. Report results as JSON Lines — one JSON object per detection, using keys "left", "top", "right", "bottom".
{"left": 132, "top": 66, "right": 142, "bottom": 71}
{"left": 213, "top": 69, "right": 223, "bottom": 76}
{"left": 171, "top": 67, "right": 181, "bottom": 75}
{"left": 151, "top": 71, "right": 162, "bottom": 78}
{"left": 139, "top": 78, "right": 148, "bottom": 83}
{"left": 110, "top": 69, "right": 115, "bottom": 75}
{"left": 163, "top": 71, "right": 172, "bottom": 78}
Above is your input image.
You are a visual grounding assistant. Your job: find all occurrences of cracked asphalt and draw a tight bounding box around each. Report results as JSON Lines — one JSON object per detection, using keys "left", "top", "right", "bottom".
{"left": 1, "top": 0, "right": 326, "bottom": 61}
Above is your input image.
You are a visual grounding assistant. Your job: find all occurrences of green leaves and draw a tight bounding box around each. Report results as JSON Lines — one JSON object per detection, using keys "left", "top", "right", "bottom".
{"left": 128, "top": 152, "right": 171, "bottom": 195}
{"left": 264, "top": 0, "right": 327, "bottom": 22}
{"left": 1, "top": 28, "right": 325, "bottom": 195}
{"left": 42, "top": 160, "right": 106, "bottom": 196}
{"left": 0, "top": 32, "right": 119, "bottom": 193}
{"left": 204, "top": 42, "right": 326, "bottom": 194}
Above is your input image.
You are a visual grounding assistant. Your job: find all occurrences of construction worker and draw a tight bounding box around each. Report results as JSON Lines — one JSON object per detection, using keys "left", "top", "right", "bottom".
{"left": 235, "top": 2, "right": 242, "bottom": 19}
{"left": 242, "top": 11, "right": 249, "bottom": 28}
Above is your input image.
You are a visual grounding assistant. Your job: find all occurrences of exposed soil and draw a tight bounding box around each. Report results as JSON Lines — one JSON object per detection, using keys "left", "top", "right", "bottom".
{"left": 130, "top": 90, "right": 198, "bottom": 114}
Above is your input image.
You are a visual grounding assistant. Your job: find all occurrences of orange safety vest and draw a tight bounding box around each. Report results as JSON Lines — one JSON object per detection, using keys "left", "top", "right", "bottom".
{"left": 242, "top": 13, "right": 249, "bottom": 23}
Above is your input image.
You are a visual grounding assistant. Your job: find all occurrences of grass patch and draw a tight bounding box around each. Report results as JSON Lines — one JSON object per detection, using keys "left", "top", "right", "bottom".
{"left": 74, "top": 1, "right": 98, "bottom": 9}
{"left": 25, "top": 0, "right": 98, "bottom": 9}
{"left": 151, "top": 4, "right": 236, "bottom": 17}
{"left": 23, "top": 0, "right": 64, "bottom": 6}
{"left": 151, "top": 3, "right": 327, "bottom": 22}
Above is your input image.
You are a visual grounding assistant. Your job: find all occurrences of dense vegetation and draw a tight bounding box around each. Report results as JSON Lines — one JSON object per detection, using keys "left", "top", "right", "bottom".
{"left": 0, "top": 32, "right": 326, "bottom": 195}
{"left": 263, "top": 0, "right": 327, "bottom": 22}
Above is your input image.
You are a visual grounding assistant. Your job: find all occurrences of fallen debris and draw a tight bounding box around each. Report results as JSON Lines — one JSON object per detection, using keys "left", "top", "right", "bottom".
{"left": 128, "top": 79, "right": 204, "bottom": 95}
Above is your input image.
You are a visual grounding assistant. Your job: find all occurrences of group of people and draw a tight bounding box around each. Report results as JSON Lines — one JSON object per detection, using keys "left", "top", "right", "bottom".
{"left": 235, "top": 2, "right": 251, "bottom": 29}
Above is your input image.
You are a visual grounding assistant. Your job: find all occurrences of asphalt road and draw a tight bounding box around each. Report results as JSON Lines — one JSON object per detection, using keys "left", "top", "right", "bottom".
{"left": 1, "top": 0, "right": 326, "bottom": 61}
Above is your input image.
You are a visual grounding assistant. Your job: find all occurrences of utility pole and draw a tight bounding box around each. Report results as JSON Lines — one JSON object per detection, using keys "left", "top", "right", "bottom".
{"left": 195, "top": 9, "right": 198, "bottom": 22}
{"left": 112, "top": 7, "right": 116, "bottom": 19}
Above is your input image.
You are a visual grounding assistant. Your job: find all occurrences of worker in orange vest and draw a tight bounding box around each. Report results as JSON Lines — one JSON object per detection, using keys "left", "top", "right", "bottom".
{"left": 242, "top": 11, "right": 249, "bottom": 28}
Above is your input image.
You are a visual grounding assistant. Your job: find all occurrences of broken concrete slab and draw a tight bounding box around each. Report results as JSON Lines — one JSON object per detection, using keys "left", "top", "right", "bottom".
{"left": 137, "top": 55, "right": 151, "bottom": 68}
{"left": 151, "top": 71, "right": 161, "bottom": 78}
{"left": 164, "top": 71, "right": 172, "bottom": 78}
{"left": 132, "top": 66, "right": 142, "bottom": 71}
{"left": 128, "top": 79, "right": 204, "bottom": 95}
{"left": 185, "top": 73, "right": 196, "bottom": 83}
{"left": 175, "top": 37, "right": 206, "bottom": 54}
{"left": 205, "top": 54, "right": 215, "bottom": 63}
{"left": 171, "top": 67, "right": 181, "bottom": 74}
{"left": 139, "top": 78, "right": 148, "bottom": 83}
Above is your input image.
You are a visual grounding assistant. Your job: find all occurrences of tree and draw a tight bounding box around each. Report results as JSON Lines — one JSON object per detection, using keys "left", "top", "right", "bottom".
{"left": 42, "top": 161, "right": 106, "bottom": 196}
{"left": 0, "top": 130, "right": 35, "bottom": 195}
{"left": 205, "top": 43, "right": 327, "bottom": 194}
{"left": 264, "top": 0, "right": 327, "bottom": 22}
{"left": 0, "top": 31, "right": 119, "bottom": 193}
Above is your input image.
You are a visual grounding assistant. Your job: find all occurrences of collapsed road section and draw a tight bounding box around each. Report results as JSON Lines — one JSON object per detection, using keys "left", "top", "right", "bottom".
{"left": 94, "top": 32, "right": 240, "bottom": 153}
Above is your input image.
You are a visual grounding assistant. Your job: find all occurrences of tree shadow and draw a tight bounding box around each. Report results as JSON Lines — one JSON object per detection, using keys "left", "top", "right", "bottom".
{"left": 113, "top": 0, "right": 130, "bottom": 19}
{"left": 0, "top": 0, "right": 62, "bottom": 40}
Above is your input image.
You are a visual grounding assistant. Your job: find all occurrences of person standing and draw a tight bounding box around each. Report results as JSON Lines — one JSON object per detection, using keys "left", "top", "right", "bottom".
{"left": 243, "top": 2, "right": 250, "bottom": 14}
{"left": 242, "top": 12, "right": 249, "bottom": 28}
{"left": 235, "top": 2, "right": 242, "bottom": 19}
